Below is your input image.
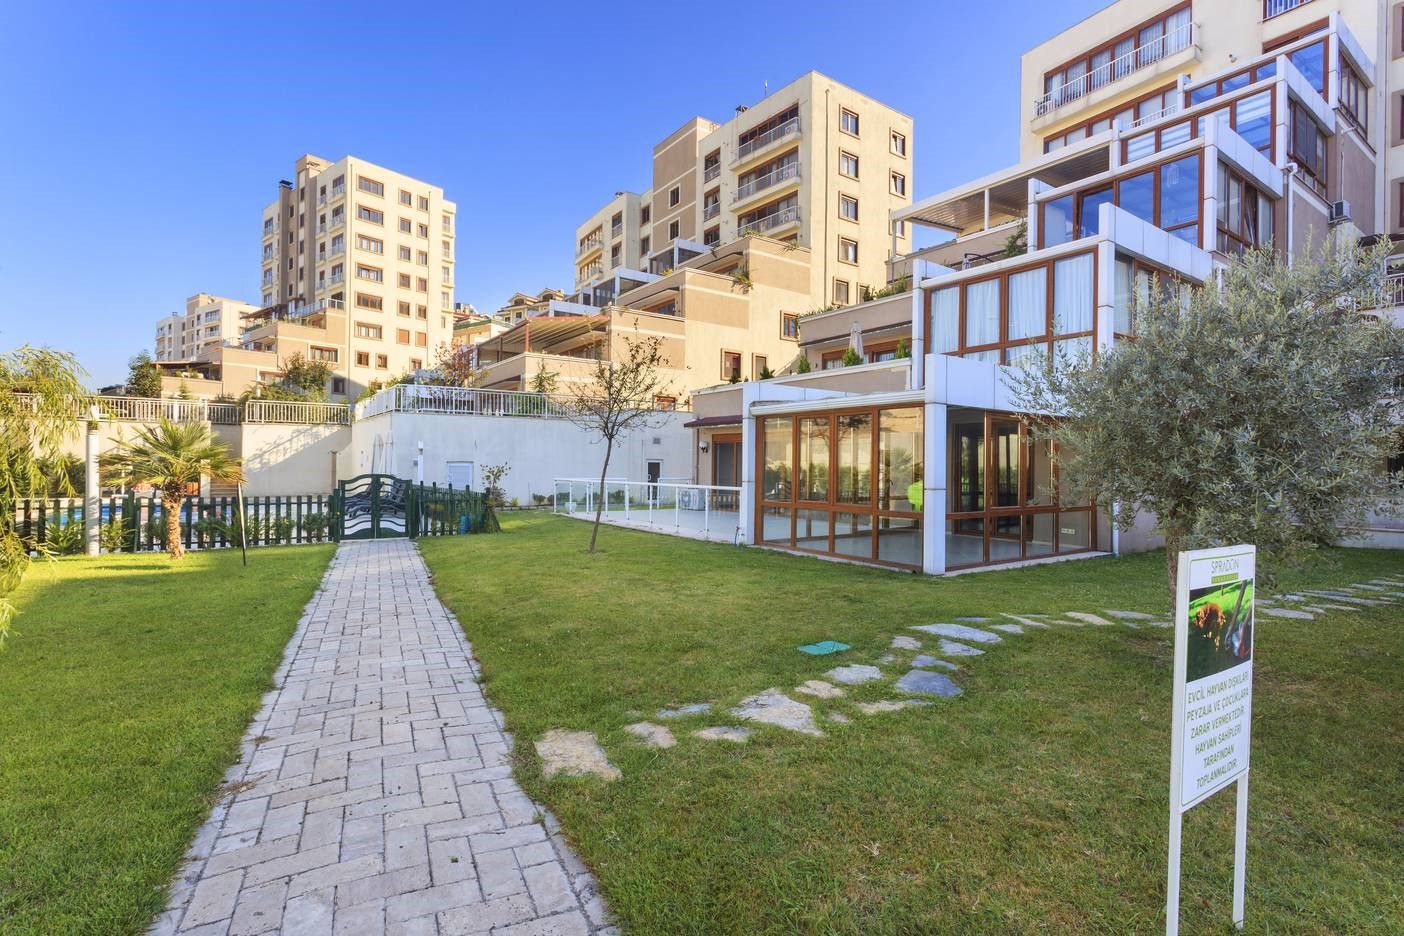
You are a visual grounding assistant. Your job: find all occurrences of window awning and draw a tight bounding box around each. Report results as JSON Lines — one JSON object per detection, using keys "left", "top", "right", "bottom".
{"left": 683, "top": 414, "right": 742, "bottom": 428}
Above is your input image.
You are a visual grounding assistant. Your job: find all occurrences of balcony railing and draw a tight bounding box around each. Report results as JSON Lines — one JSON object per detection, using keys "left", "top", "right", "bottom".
{"left": 327, "top": 273, "right": 344, "bottom": 285}
{"left": 1264, "top": 0, "right": 1310, "bottom": 18}
{"left": 12, "top": 394, "right": 348, "bottom": 426}
{"left": 703, "top": 163, "right": 721, "bottom": 183}
{"left": 737, "top": 205, "right": 800, "bottom": 236}
{"left": 355, "top": 384, "right": 578, "bottom": 420}
{"left": 291, "top": 297, "right": 345, "bottom": 319}
{"left": 1383, "top": 272, "right": 1404, "bottom": 307}
{"left": 577, "top": 238, "right": 602, "bottom": 257}
{"left": 611, "top": 223, "right": 623, "bottom": 238}
{"left": 331, "top": 184, "right": 346, "bottom": 199}
{"left": 1034, "top": 21, "right": 1194, "bottom": 117}
{"left": 242, "top": 399, "right": 351, "bottom": 424}
{"left": 733, "top": 162, "right": 800, "bottom": 203}
{"left": 735, "top": 116, "right": 801, "bottom": 161}
{"left": 702, "top": 202, "right": 720, "bottom": 220}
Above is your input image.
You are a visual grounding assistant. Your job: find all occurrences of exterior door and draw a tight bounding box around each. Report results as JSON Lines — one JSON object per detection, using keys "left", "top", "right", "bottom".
{"left": 336, "top": 474, "right": 409, "bottom": 540}
{"left": 712, "top": 434, "right": 741, "bottom": 509}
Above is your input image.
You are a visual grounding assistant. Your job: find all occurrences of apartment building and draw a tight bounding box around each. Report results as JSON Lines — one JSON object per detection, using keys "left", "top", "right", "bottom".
{"left": 154, "top": 294, "right": 259, "bottom": 362}
{"left": 476, "top": 236, "right": 812, "bottom": 399}
{"left": 573, "top": 72, "right": 913, "bottom": 312}
{"left": 575, "top": 192, "right": 649, "bottom": 289}
{"left": 676, "top": 0, "right": 1401, "bottom": 576}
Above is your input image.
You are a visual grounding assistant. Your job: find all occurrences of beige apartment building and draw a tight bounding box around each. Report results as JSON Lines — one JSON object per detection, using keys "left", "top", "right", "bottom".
{"left": 154, "top": 294, "right": 259, "bottom": 362}
{"left": 157, "top": 155, "right": 458, "bottom": 399}
{"left": 573, "top": 72, "right": 913, "bottom": 312}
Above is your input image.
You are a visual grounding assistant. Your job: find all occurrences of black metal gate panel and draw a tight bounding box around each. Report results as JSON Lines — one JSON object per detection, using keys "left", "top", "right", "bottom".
{"left": 335, "top": 474, "right": 409, "bottom": 540}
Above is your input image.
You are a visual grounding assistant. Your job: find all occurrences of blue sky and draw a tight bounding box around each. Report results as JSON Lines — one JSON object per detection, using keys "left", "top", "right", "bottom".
{"left": 0, "top": 0, "right": 1107, "bottom": 387}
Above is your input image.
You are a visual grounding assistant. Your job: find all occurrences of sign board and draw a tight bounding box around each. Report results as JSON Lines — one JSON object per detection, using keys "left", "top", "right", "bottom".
{"left": 1166, "top": 545, "right": 1255, "bottom": 935}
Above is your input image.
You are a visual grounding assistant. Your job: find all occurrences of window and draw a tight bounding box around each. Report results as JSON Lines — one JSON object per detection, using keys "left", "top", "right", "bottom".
{"left": 669, "top": 186, "right": 680, "bottom": 207}
{"left": 640, "top": 235, "right": 650, "bottom": 256}
{"left": 357, "top": 176, "right": 384, "bottom": 196}
{"left": 753, "top": 354, "right": 769, "bottom": 379}
{"left": 417, "top": 250, "right": 428, "bottom": 265}
{"left": 890, "top": 172, "right": 906, "bottom": 196}
{"left": 782, "top": 312, "right": 800, "bottom": 340}
{"left": 397, "top": 328, "right": 411, "bottom": 345}
{"left": 839, "top": 151, "right": 859, "bottom": 178}
{"left": 417, "top": 304, "right": 427, "bottom": 318}
{"left": 722, "top": 351, "right": 742, "bottom": 380}
{"left": 640, "top": 205, "right": 651, "bottom": 224}
{"left": 409, "top": 358, "right": 422, "bottom": 371}
{"left": 417, "top": 223, "right": 429, "bottom": 238}
{"left": 442, "top": 213, "right": 453, "bottom": 233}
{"left": 415, "top": 331, "right": 427, "bottom": 347}
{"left": 1340, "top": 62, "right": 1368, "bottom": 131}
{"left": 1288, "top": 39, "right": 1327, "bottom": 95}
{"left": 840, "top": 108, "right": 860, "bottom": 135}
{"left": 356, "top": 206, "right": 384, "bottom": 225}
{"left": 416, "top": 277, "right": 428, "bottom": 292}
{"left": 355, "top": 292, "right": 383, "bottom": 311}
{"left": 376, "top": 354, "right": 388, "bottom": 369}
{"left": 1216, "top": 163, "right": 1274, "bottom": 254}
{"left": 892, "top": 219, "right": 906, "bottom": 237}
{"left": 398, "top": 245, "right": 411, "bottom": 261}
{"left": 891, "top": 131, "right": 907, "bottom": 156}
{"left": 668, "top": 220, "right": 679, "bottom": 239}
{"left": 398, "top": 301, "right": 411, "bottom": 317}
{"left": 355, "top": 351, "right": 371, "bottom": 366}
{"left": 356, "top": 264, "right": 383, "bottom": 282}
{"left": 443, "top": 264, "right": 452, "bottom": 282}
{"left": 399, "top": 218, "right": 412, "bottom": 233}
{"left": 839, "top": 237, "right": 858, "bottom": 264}
{"left": 654, "top": 395, "right": 677, "bottom": 411}
{"left": 309, "top": 346, "right": 338, "bottom": 363}
{"left": 1264, "top": 0, "right": 1315, "bottom": 18}
{"left": 1289, "top": 101, "right": 1327, "bottom": 192}
{"left": 417, "top": 195, "right": 430, "bottom": 211}
{"left": 398, "top": 273, "right": 412, "bottom": 288}
{"left": 399, "top": 189, "right": 412, "bottom": 206}
{"left": 1040, "top": 4, "right": 1192, "bottom": 112}
{"left": 839, "top": 195, "right": 858, "bottom": 221}
{"left": 703, "top": 226, "right": 720, "bottom": 246}
{"left": 833, "top": 279, "right": 850, "bottom": 305}
{"left": 356, "top": 235, "right": 384, "bottom": 254}
{"left": 332, "top": 377, "right": 346, "bottom": 395}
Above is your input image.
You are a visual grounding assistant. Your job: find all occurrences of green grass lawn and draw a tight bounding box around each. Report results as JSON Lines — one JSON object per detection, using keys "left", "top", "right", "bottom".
{"left": 0, "top": 545, "right": 333, "bottom": 936}
{"left": 420, "top": 514, "right": 1403, "bottom": 935}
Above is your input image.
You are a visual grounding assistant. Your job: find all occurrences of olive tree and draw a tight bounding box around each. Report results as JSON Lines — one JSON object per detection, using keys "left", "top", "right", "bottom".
{"left": 567, "top": 329, "right": 674, "bottom": 554}
{"left": 1011, "top": 242, "right": 1404, "bottom": 607}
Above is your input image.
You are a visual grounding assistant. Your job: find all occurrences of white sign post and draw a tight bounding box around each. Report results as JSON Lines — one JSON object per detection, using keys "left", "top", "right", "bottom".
{"left": 1167, "top": 544, "right": 1256, "bottom": 936}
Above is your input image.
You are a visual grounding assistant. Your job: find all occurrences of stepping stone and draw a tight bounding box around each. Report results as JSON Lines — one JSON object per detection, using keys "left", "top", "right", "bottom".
{"left": 1315, "top": 603, "right": 1359, "bottom": 612}
{"left": 1002, "top": 614, "right": 1050, "bottom": 629}
{"left": 657, "top": 702, "right": 712, "bottom": 719}
{"left": 988, "top": 623, "right": 1024, "bottom": 635}
{"left": 826, "top": 664, "right": 883, "bottom": 685}
{"left": 797, "top": 640, "right": 850, "bottom": 655}
{"left": 1350, "top": 584, "right": 1386, "bottom": 591}
{"left": 1065, "top": 612, "right": 1116, "bottom": 626}
{"left": 1144, "top": 621, "right": 1173, "bottom": 628}
{"left": 856, "top": 699, "right": 931, "bottom": 715}
{"left": 624, "top": 722, "right": 676, "bottom": 749}
{"left": 1103, "top": 610, "right": 1156, "bottom": 620}
{"left": 1278, "top": 594, "right": 1306, "bottom": 601}
{"left": 896, "top": 670, "right": 963, "bottom": 698}
{"left": 827, "top": 712, "right": 852, "bottom": 724}
{"left": 693, "top": 726, "right": 750, "bottom": 743}
{"left": 1261, "top": 607, "right": 1314, "bottom": 620}
{"left": 1369, "top": 579, "right": 1404, "bottom": 587}
{"left": 936, "top": 639, "right": 984, "bottom": 657}
{"left": 912, "top": 623, "right": 1002, "bottom": 644}
{"left": 891, "top": 635, "right": 922, "bottom": 650}
{"left": 536, "top": 729, "right": 620, "bottom": 781}
{"left": 911, "top": 655, "right": 957, "bottom": 671}
{"left": 878, "top": 653, "right": 897, "bottom": 664}
{"left": 794, "top": 679, "right": 844, "bottom": 699}
{"left": 954, "top": 616, "right": 990, "bottom": 622}
{"left": 732, "top": 690, "right": 822, "bottom": 737}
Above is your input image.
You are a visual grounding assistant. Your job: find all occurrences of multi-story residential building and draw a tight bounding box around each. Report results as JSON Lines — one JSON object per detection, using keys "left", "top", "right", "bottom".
{"left": 678, "top": 0, "right": 1401, "bottom": 574}
{"left": 493, "top": 289, "right": 577, "bottom": 325}
{"left": 163, "top": 155, "right": 458, "bottom": 399}
{"left": 574, "top": 72, "right": 913, "bottom": 312}
{"left": 475, "top": 237, "right": 812, "bottom": 399}
{"left": 154, "top": 294, "right": 259, "bottom": 362}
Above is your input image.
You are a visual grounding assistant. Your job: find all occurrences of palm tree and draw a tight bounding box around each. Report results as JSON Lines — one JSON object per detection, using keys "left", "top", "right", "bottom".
{"left": 101, "top": 418, "right": 245, "bottom": 560}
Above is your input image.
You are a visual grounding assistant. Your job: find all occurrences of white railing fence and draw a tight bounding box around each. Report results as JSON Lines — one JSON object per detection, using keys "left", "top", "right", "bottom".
{"left": 1035, "top": 21, "right": 1194, "bottom": 116}
{"left": 14, "top": 394, "right": 351, "bottom": 426}
{"left": 355, "top": 384, "right": 576, "bottom": 420}
{"left": 552, "top": 478, "right": 743, "bottom": 542}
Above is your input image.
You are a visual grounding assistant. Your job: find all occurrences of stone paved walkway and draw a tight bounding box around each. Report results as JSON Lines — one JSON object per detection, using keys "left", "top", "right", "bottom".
{"left": 152, "top": 539, "right": 610, "bottom": 936}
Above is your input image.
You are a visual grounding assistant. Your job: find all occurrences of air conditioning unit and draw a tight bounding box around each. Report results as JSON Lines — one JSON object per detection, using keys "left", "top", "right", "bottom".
{"left": 1329, "top": 200, "right": 1352, "bottom": 225}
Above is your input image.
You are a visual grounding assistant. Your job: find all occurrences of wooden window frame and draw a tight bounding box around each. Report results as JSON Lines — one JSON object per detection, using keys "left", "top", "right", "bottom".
{"left": 1121, "top": 90, "right": 1276, "bottom": 164}
{"left": 838, "top": 236, "right": 859, "bottom": 265}
{"left": 839, "top": 108, "right": 860, "bottom": 137}
{"left": 1038, "top": 151, "right": 1204, "bottom": 250}
{"left": 1043, "top": 2, "right": 1192, "bottom": 89}
{"left": 1044, "top": 84, "right": 1177, "bottom": 154}
{"left": 781, "top": 312, "right": 800, "bottom": 341}
{"left": 838, "top": 150, "right": 859, "bottom": 179}
{"left": 721, "top": 349, "right": 742, "bottom": 381}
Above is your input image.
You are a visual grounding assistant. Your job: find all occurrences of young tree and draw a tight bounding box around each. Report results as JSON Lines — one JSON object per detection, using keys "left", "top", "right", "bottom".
{"left": 431, "top": 343, "right": 485, "bottom": 387}
{"left": 1, "top": 347, "right": 91, "bottom": 646}
{"left": 100, "top": 418, "right": 245, "bottom": 560}
{"left": 1011, "top": 242, "right": 1404, "bottom": 607}
{"left": 528, "top": 368, "right": 558, "bottom": 395}
{"left": 279, "top": 352, "right": 332, "bottom": 400}
{"left": 567, "top": 330, "right": 674, "bottom": 553}
{"left": 126, "top": 351, "right": 162, "bottom": 397}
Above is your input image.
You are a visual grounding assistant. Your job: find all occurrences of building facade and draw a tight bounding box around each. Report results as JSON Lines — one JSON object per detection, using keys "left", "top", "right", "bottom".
{"left": 154, "top": 294, "right": 259, "bottom": 362}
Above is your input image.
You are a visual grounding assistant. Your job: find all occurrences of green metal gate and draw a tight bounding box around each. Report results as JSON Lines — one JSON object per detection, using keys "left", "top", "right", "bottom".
{"left": 333, "top": 474, "right": 409, "bottom": 540}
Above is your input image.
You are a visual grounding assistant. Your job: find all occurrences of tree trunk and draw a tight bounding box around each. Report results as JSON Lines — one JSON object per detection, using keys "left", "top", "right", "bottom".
{"left": 1164, "top": 532, "right": 1181, "bottom": 618}
{"left": 588, "top": 438, "right": 614, "bottom": 554}
{"left": 163, "top": 492, "right": 185, "bottom": 560}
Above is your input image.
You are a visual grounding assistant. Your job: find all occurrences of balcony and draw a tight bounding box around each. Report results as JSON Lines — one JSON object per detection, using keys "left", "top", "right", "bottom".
{"left": 734, "top": 116, "right": 801, "bottom": 163}
{"left": 317, "top": 223, "right": 327, "bottom": 235}
{"left": 611, "top": 223, "right": 623, "bottom": 239}
{"left": 704, "top": 163, "right": 721, "bottom": 183}
{"left": 733, "top": 162, "right": 800, "bottom": 205}
{"left": 327, "top": 273, "right": 345, "bottom": 286}
{"left": 1264, "top": 0, "right": 1310, "bottom": 18}
{"left": 330, "top": 184, "right": 346, "bottom": 200}
{"left": 291, "top": 298, "right": 345, "bottom": 319}
{"left": 1034, "top": 21, "right": 1194, "bottom": 118}
{"left": 702, "top": 202, "right": 720, "bottom": 221}
{"left": 576, "top": 238, "right": 603, "bottom": 258}
{"left": 737, "top": 205, "right": 800, "bottom": 236}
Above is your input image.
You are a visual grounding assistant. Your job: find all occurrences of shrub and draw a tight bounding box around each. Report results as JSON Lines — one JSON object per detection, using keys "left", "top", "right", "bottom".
{"left": 99, "top": 516, "right": 130, "bottom": 553}
{"left": 44, "top": 521, "right": 84, "bottom": 556}
{"left": 841, "top": 347, "right": 863, "bottom": 367}
{"left": 302, "top": 512, "right": 328, "bottom": 542}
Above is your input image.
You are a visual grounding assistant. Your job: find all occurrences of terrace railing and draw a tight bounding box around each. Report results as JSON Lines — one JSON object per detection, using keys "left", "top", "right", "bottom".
{"left": 1034, "top": 21, "right": 1194, "bottom": 116}
{"left": 14, "top": 394, "right": 351, "bottom": 425}
{"left": 737, "top": 205, "right": 800, "bottom": 236}
{"left": 735, "top": 116, "right": 801, "bottom": 162}
{"left": 552, "top": 477, "right": 742, "bottom": 542}
{"left": 354, "top": 384, "right": 576, "bottom": 420}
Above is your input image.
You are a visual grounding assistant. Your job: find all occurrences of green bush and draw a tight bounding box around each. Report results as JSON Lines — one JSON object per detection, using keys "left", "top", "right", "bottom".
{"left": 99, "top": 516, "right": 130, "bottom": 553}
{"left": 44, "top": 522, "right": 84, "bottom": 556}
{"left": 301, "top": 512, "right": 328, "bottom": 542}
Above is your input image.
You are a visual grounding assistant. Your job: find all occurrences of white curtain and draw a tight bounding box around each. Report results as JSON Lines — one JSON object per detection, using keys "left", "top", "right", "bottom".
{"left": 1113, "top": 258, "right": 1133, "bottom": 334}
{"left": 965, "top": 279, "right": 1000, "bottom": 347}
{"left": 932, "top": 286, "right": 959, "bottom": 352}
{"left": 1007, "top": 268, "right": 1046, "bottom": 340}
{"left": 1053, "top": 254, "right": 1094, "bottom": 335}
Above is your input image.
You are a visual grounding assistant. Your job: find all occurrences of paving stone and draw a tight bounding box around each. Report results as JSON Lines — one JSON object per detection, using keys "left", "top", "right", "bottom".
{"left": 1001, "top": 614, "right": 1050, "bottom": 629}
{"left": 1064, "top": 612, "right": 1116, "bottom": 626}
{"left": 826, "top": 712, "right": 852, "bottom": 724}
{"left": 936, "top": 639, "right": 984, "bottom": 657}
{"left": 954, "top": 616, "right": 990, "bottom": 622}
{"left": 910, "top": 655, "right": 957, "bottom": 671}
{"left": 535, "top": 730, "right": 620, "bottom": 781}
{"left": 856, "top": 699, "right": 931, "bottom": 714}
{"left": 890, "top": 635, "right": 922, "bottom": 650}
{"left": 623, "top": 721, "right": 676, "bottom": 748}
{"left": 731, "top": 690, "right": 823, "bottom": 736}
{"left": 987, "top": 623, "right": 1024, "bottom": 635}
{"left": 877, "top": 653, "right": 897, "bottom": 664}
{"left": 896, "top": 670, "right": 963, "bottom": 698}
{"left": 1103, "top": 609, "right": 1157, "bottom": 620}
{"left": 655, "top": 702, "right": 712, "bottom": 719}
{"left": 151, "top": 541, "right": 597, "bottom": 934}
{"left": 692, "top": 726, "right": 752, "bottom": 743}
{"left": 825, "top": 663, "right": 884, "bottom": 685}
{"left": 793, "top": 679, "right": 844, "bottom": 699}
{"left": 1261, "top": 607, "right": 1314, "bottom": 620}
{"left": 911, "top": 623, "right": 1002, "bottom": 644}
